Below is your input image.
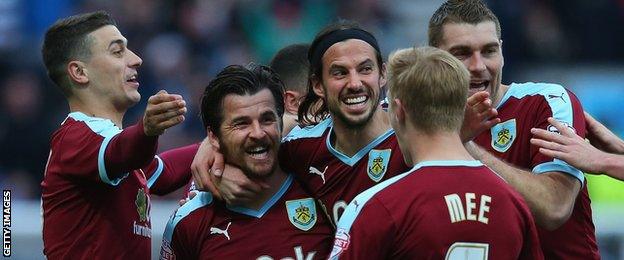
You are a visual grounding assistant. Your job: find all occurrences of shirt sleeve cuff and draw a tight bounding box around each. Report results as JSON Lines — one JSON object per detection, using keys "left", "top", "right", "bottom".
{"left": 532, "top": 160, "right": 585, "bottom": 185}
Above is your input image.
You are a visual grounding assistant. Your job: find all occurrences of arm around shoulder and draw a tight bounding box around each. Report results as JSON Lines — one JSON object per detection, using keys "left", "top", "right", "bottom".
{"left": 149, "top": 143, "right": 200, "bottom": 196}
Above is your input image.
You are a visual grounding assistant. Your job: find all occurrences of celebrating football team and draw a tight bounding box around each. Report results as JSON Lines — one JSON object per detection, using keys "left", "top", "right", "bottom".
{"left": 38, "top": 0, "right": 622, "bottom": 259}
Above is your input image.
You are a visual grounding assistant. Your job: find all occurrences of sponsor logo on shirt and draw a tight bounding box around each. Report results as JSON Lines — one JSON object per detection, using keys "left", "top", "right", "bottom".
{"left": 133, "top": 188, "right": 152, "bottom": 238}
{"left": 547, "top": 122, "right": 575, "bottom": 134}
{"left": 210, "top": 222, "right": 232, "bottom": 240}
{"left": 160, "top": 239, "right": 176, "bottom": 260}
{"left": 257, "top": 246, "right": 316, "bottom": 260}
{"left": 491, "top": 119, "right": 516, "bottom": 153}
{"left": 329, "top": 228, "right": 351, "bottom": 259}
{"left": 547, "top": 93, "right": 566, "bottom": 103}
{"left": 133, "top": 221, "right": 151, "bottom": 238}
{"left": 367, "top": 149, "right": 391, "bottom": 182}
{"left": 308, "top": 166, "right": 328, "bottom": 184}
{"left": 188, "top": 181, "right": 197, "bottom": 192}
{"left": 136, "top": 188, "right": 149, "bottom": 222}
{"left": 286, "top": 198, "right": 317, "bottom": 231}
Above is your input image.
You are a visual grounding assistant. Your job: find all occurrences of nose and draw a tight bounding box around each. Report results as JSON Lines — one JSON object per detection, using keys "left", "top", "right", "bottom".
{"left": 346, "top": 70, "right": 363, "bottom": 89}
{"left": 127, "top": 49, "right": 143, "bottom": 68}
{"left": 249, "top": 121, "right": 267, "bottom": 140}
{"left": 467, "top": 53, "right": 486, "bottom": 73}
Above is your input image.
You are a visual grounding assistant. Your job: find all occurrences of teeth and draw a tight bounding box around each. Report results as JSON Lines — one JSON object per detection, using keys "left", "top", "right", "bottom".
{"left": 248, "top": 146, "right": 267, "bottom": 154}
{"left": 249, "top": 151, "right": 268, "bottom": 159}
{"left": 344, "top": 96, "right": 367, "bottom": 105}
{"left": 247, "top": 146, "right": 269, "bottom": 159}
{"left": 248, "top": 147, "right": 268, "bottom": 159}
{"left": 470, "top": 82, "right": 486, "bottom": 89}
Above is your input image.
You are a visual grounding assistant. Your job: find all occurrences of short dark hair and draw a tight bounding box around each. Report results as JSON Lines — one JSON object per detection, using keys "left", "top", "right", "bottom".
{"left": 42, "top": 11, "right": 116, "bottom": 96}
{"left": 428, "top": 0, "right": 501, "bottom": 47}
{"left": 269, "top": 43, "right": 310, "bottom": 94}
{"left": 201, "top": 64, "right": 285, "bottom": 137}
{"left": 298, "top": 20, "right": 384, "bottom": 126}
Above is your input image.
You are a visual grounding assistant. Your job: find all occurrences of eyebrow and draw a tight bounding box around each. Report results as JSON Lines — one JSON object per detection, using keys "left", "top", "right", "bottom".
{"left": 230, "top": 115, "right": 249, "bottom": 123}
{"left": 359, "top": 59, "right": 374, "bottom": 67}
{"left": 482, "top": 42, "right": 500, "bottom": 49}
{"left": 108, "top": 39, "right": 127, "bottom": 49}
{"left": 232, "top": 109, "right": 276, "bottom": 120}
{"left": 329, "top": 58, "right": 374, "bottom": 70}
{"left": 261, "top": 110, "right": 277, "bottom": 118}
{"left": 448, "top": 41, "right": 500, "bottom": 52}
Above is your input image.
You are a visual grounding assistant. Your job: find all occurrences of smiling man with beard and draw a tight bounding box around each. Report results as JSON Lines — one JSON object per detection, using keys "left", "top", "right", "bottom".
{"left": 276, "top": 21, "right": 412, "bottom": 224}
{"left": 160, "top": 64, "right": 333, "bottom": 259}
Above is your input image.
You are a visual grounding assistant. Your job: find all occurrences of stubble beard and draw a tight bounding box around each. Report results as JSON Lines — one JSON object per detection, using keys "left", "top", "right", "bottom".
{"left": 327, "top": 91, "right": 380, "bottom": 130}
{"left": 219, "top": 140, "right": 277, "bottom": 181}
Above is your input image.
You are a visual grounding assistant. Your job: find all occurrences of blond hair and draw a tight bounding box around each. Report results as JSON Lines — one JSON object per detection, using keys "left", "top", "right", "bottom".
{"left": 387, "top": 46, "right": 469, "bottom": 133}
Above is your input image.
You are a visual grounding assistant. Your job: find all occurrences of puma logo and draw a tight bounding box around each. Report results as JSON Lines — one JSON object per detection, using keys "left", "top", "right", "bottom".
{"left": 308, "top": 166, "right": 328, "bottom": 184}
{"left": 548, "top": 93, "right": 566, "bottom": 103}
{"left": 210, "top": 221, "right": 231, "bottom": 240}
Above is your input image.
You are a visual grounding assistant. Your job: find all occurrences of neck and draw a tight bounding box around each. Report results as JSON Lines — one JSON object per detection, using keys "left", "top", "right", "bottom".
{"left": 282, "top": 113, "right": 299, "bottom": 137}
{"left": 404, "top": 128, "right": 473, "bottom": 165}
{"left": 236, "top": 166, "right": 288, "bottom": 211}
{"left": 68, "top": 96, "right": 126, "bottom": 127}
{"left": 331, "top": 109, "right": 391, "bottom": 157}
{"left": 492, "top": 84, "right": 510, "bottom": 108}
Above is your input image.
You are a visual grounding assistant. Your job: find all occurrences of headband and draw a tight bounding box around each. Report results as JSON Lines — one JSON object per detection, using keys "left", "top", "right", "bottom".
{"left": 309, "top": 28, "right": 381, "bottom": 70}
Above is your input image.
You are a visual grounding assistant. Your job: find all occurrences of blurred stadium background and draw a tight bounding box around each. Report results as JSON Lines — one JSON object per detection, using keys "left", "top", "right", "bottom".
{"left": 1, "top": 0, "right": 623, "bottom": 259}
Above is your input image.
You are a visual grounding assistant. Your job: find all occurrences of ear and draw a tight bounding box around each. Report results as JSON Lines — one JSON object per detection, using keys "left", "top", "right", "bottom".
{"left": 392, "top": 98, "right": 406, "bottom": 125}
{"left": 379, "top": 63, "right": 387, "bottom": 87}
{"left": 283, "top": 90, "right": 301, "bottom": 115}
{"left": 207, "top": 128, "right": 220, "bottom": 150}
{"left": 67, "top": 61, "right": 89, "bottom": 84}
{"left": 311, "top": 76, "right": 325, "bottom": 99}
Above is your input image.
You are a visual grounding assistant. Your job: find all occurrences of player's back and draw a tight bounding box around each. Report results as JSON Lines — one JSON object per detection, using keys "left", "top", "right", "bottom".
{"left": 332, "top": 161, "right": 542, "bottom": 260}
{"left": 162, "top": 175, "right": 333, "bottom": 259}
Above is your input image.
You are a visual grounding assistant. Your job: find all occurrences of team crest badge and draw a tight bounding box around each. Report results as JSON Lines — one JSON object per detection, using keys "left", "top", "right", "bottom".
{"left": 491, "top": 119, "right": 516, "bottom": 153}
{"left": 286, "top": 198, "right": 317, "bottom": 231}
{"left": 367, "top": 149, "right": 391, "bottom": 182}
{"left": 135, "top": 188, "right": 148, "bottom": 222}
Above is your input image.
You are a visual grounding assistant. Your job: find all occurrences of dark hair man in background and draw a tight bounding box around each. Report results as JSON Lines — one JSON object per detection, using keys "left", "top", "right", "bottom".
{"left": 428, "top": 0, "right": 599, "bottom": 258}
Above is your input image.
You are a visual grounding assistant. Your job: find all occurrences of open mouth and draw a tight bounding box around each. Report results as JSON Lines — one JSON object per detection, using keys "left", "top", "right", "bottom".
{"left": 246, "top": 146, "right": 269, "bottom": 159}
{"left": 469, "top": 80, "right": 489, "bottom": 92}
{"left": 126, "top": 74, "right": 139, "bottom": 84}
{"left": 342, "top": 95, "right": 368, "bottom": 106}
